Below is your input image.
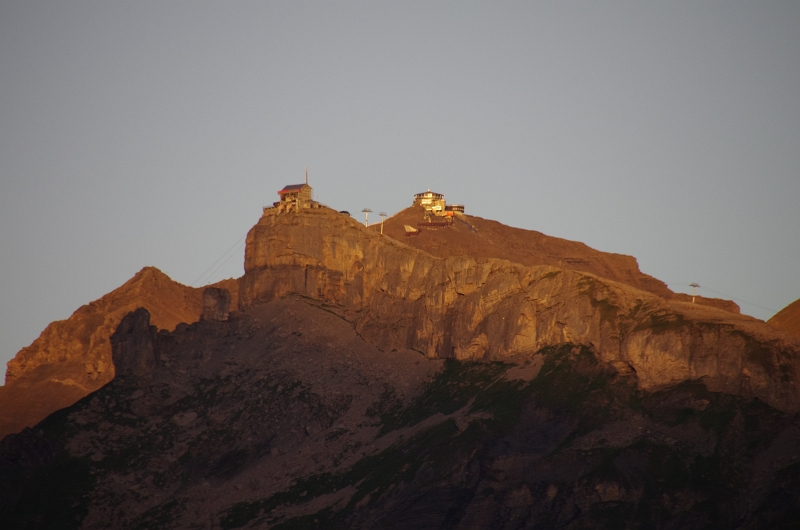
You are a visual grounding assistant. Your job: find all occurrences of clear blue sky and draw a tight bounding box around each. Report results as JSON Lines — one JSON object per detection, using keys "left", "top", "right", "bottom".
{"left": 2, "top": 2, "right": 799, "bottom": 380}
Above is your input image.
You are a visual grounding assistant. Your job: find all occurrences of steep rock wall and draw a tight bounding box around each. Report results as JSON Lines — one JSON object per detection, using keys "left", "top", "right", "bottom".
{"left": 240, "top": 208, "right": 800, "bottom": 411}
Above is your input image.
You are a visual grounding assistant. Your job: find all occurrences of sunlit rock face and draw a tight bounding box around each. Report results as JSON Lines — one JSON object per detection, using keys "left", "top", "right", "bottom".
{"left": 769, "top": 298, "right": 800, "bottom": 339}
{"left": 240, "top": 207, "right": 800, "bottom": 412}
{"left": 376, "top": 205, "right": 740, "bottom": 314}
{"left": 3, "top": 208, "right": 800, "bottom": 529}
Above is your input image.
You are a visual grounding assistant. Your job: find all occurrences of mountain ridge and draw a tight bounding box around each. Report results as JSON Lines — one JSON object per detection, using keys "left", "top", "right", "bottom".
{"left": 0, "top": 267, "right": 238, "bottom": 440}
{"left": 3, "top": 204, "right": 800, "bottom": 528}
{"left": 375, "top": 206, "right": 740, "bottom": 313}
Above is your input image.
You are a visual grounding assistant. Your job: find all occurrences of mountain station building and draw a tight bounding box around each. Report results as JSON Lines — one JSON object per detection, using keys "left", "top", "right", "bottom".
{"left": 413, "top": 190, "right": 465, "bottom": 217}
{"left": 413, "top": 190, "right": 447, "bottom": 215}
{"left": 271, "top": 179, "right": 321, "bottom": 214}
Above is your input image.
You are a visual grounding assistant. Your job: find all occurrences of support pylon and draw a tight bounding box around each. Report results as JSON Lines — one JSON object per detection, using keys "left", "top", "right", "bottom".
{"left": 690, "top": 283, "right": 700, "bottom": 303}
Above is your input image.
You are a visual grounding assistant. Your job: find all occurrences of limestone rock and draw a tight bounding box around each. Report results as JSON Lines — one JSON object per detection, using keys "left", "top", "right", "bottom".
{"left": 110, "top": 308, "right": 156, "bottom": 377}
{"left": 203, "top": 287, "right": 231, "bottom": 322}
{"left": 377, "top": 206, "right": 740, "bottom": 313}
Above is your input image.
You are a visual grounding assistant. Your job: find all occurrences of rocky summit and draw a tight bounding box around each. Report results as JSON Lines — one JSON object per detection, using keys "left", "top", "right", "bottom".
{"left": 0, "top": 267, "right": 238, "bottom": 440}
{"left": 2, "top": 206, "right": 800, "bottom": 529}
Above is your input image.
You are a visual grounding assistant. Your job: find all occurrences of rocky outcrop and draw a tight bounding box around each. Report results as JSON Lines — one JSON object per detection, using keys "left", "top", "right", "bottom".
{"left": 0, "top": 267, "right": 239, "bottom": 440}
{"left": 110, "top": 308, "right": 157, "bottom": 377}
{"left": 203, "top": 287, "right": 232, "bottom": 322}
{"left": 241, "top": 207, "right": 800, "bottom": 411}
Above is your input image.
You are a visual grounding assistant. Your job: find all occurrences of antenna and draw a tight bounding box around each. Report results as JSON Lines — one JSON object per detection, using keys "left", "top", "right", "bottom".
{"left": 689, "top": 283, "right": 700, "bottom": 303}
{"left": 379, "top": 212, "right": 387, "bottom": 234}
{"left": 362, "top": 208, "right": 372, "bottom": 227}
{"left": 305, "top": 166, "right": 308, "bottom": 185}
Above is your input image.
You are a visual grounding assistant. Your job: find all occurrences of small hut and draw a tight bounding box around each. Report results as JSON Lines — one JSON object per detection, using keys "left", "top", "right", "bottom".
{"left": 275, "top": 182, "right": 313, "bottom": 213}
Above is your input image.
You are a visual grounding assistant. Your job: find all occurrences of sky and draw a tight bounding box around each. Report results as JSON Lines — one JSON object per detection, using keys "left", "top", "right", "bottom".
{"left": 1, "top": 1, "right": 799, "bottom": 381}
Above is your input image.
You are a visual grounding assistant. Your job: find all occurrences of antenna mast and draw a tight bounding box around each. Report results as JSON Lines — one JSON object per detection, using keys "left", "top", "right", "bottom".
{"left": 362, "top": 208, "right": 372, "bottom": 227}
{"left": 379, "top": 212, "right": 387, "bottom": 234}
{"left": 689, "top": 283, "right": 700, "bottom": 303}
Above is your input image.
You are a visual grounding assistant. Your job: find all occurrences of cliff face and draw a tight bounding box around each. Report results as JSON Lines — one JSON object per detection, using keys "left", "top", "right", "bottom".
{"left": 0, "top": 267, "right": 238, "bottom": 440}
{"left": 242, "top": 207, "right": 800, "bottom": 412}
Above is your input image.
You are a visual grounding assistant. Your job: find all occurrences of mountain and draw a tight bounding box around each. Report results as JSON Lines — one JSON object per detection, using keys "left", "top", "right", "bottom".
{"left": 2, "top": 205, "right": 799, "bottom": 528}
{"left": 768, "top": 298, "right": 800, "bottom": 339}
{"left": 0, "top": 267, "right": 238, "bottom": 440}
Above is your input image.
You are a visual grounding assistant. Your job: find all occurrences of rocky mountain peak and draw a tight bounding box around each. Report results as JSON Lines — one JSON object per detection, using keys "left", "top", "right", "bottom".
{"left": 2, "top": 205, "right": 800, "bottom": 528}
{"left": 0, "top": 267, "right": 238, "bottom": 440}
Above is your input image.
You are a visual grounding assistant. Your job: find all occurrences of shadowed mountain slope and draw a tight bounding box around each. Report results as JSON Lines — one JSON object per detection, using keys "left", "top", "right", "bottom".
{"left": 2, "top": 298, "right": 800, "bottom": 529}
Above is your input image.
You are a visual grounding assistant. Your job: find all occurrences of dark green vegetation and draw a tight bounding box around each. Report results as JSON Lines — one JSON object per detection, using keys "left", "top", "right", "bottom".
{"left": 3, "top": 342, "right": 800, "bottom": 529}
